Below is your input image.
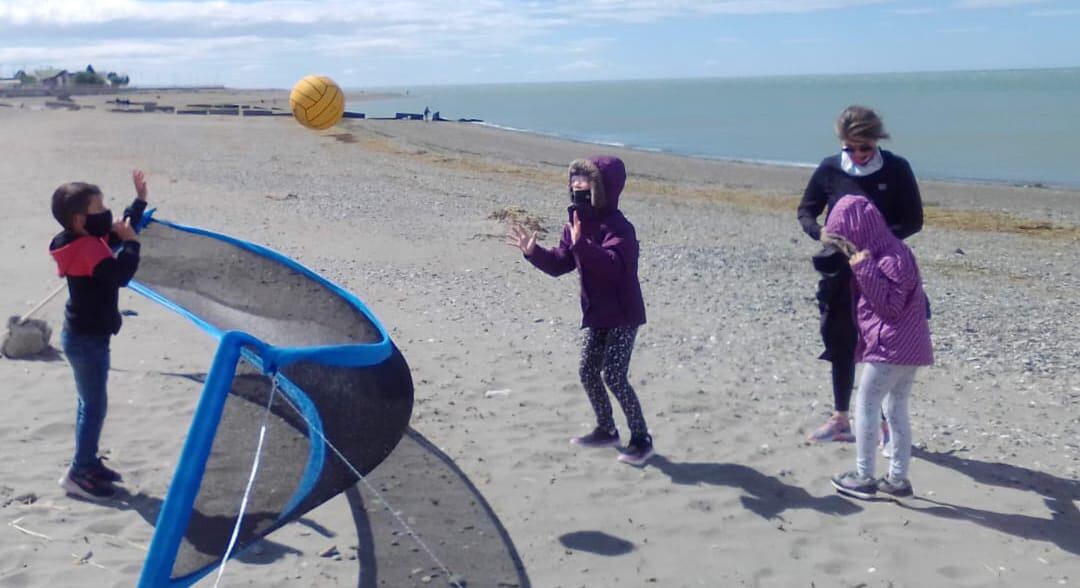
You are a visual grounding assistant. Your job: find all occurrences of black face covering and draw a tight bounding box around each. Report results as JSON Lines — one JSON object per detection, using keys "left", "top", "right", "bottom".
{"left": 84, "top": 210, "right": 113, "bottom": 238}
{"left": 570, "top": 189, "right": 594, "bottom": 219}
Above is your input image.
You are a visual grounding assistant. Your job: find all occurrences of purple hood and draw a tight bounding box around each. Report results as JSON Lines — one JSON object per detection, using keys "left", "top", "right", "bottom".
{"left": 824, "top": 193, "right": 894, "bottom": 256}
{"left": 568, "top": 155, "right": 625, "bottom": 213}
{"left": 825, "top": 195, "right": 933, "bottom": 365}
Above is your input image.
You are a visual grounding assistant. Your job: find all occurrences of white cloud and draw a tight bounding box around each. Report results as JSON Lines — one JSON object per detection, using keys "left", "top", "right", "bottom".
{"left": 0, "top": 0, "right": 899, "bottom": 72}
{"left": 525, "top": 37, "right": 618, "bottom": 55}
{"left": 937, "top": 26, "right": 986, "bottom": 33}
{"left": 1030, "top": 8, "right": 1080, "bottom": 16}
{"left": 0, "top": 36, "right": 267, "bottom": 64}
{"left": 893, "top": 7, "right": 939, "bottom": 15}
{"left": 0, "top": 1, "right": 409, "bottom": 26}
{"left": 559, "top": 60, "right": 603, "bottom": 71}
{"left": 696, "top": 0, "right": 888, "bottom": 14}
{"left": 952, "top": 0, "right": 1048, "bottom": 7}
{"left": 0, "top": 0, "right": 893, "bottom": 29}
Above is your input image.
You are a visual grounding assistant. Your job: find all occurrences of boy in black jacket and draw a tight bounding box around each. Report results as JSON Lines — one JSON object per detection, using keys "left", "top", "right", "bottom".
{"left": 49, "top": 171, "right": 148, "bottom": 500}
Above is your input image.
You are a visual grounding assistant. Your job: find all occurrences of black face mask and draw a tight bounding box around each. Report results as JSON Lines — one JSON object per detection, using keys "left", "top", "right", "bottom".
{"left": 570, "top": 189, "right": 595, "bottom": 220}
{"left": 84, "top": 210, "right": 113, "bottom": 238}
{"left": 571, "top": 189, "right": 591, "bottom": 206}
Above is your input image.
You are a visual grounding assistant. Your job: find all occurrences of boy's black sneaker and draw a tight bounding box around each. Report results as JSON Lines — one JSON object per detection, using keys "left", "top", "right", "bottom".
{"left": 617, "top": 434, "right": 654, "bottom": 466}
{"left": 59, "top": 469, "right": 116, "bottom": 501}
{"left": 86, "top": 458, "right": 123, "bottom": 483}
{"left": 570, "top": 427, "right": 620, "bottom": 448}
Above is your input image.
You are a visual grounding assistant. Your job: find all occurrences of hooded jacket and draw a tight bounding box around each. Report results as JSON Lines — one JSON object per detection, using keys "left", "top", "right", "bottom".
{"left": 824, "top": 195, "right": 932, "bottom": 366}
{"left": 49, "top": 199, "right": 145, "bottom": 336}
{"left": 526, "top": 156, "right": 647, "bottom": 329}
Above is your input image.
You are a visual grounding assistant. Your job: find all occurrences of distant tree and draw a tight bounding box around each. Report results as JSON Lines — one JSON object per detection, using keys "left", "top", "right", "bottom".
{"left": 14, "top": 70, "right": 37, "bottom": 85}
{"left": 86, "top": 64, "right": 96, "bottom": 74}
{"left": 73, "top": 71, "right": 105, "bottom": 85}
{"left": 106, "top": 72, "right": 131, "bottom": 87}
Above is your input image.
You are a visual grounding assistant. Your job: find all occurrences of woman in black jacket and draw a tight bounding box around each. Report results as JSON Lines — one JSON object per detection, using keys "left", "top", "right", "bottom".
{"left": 798, "top": 105, "right": 924, "bottom": 444}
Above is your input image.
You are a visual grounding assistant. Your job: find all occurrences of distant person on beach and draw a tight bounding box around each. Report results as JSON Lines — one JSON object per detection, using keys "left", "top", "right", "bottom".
{"left": 49, "top": 171, "right": 149, "bottom": 500}
{"left": 798, "top": 106, "right": 924, "bottom": 446}
{"left": 424, "top": 106, "right": 430, "bottom": 121}
{"left": 823, "top": 195, "right": 933, "bottom": 499}
{"left": 506, "top": 156, "right": 653, "bottom": 466}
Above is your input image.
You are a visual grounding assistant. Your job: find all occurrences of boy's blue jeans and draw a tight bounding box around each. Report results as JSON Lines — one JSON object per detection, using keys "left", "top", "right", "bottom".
{"left": 61, "top": 329, "right": 111, "bottom": 472}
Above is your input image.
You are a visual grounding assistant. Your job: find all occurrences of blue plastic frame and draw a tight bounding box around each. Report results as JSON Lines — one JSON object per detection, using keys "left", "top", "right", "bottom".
{"left": 135, "top": 216, "right": 393, "bottom": 587}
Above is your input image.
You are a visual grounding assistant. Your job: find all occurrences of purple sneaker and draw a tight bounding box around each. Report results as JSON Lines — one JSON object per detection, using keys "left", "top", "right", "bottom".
{"left": 571, "top": 427, "right": 620, "bottom": 448}
{"left": 808, "top": 415, "right": 855, "bottom": 443}
{"left": 617, "top": 435, "right": 654, "bottom": 466}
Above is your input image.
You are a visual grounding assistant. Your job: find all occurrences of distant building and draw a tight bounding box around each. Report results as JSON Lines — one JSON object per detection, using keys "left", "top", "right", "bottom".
{"left": 41, "top": 70, "right": 73, "bottom": 89}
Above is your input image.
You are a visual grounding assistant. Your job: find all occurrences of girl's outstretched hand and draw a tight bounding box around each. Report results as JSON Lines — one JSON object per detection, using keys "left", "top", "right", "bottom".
{"left": 506, "top": 223, "right": 538, "bottom": 256}
{"left": 570, "top": 210, "right": 582, "bottom": 245}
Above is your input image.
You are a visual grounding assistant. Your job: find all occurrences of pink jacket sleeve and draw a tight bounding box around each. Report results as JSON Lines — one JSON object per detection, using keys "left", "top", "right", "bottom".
{"left": 851, "top": 254, "right": 916, "bottom": 320}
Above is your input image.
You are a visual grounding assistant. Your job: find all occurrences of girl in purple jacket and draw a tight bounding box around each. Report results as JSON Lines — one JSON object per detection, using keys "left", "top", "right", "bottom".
{"left": 823, "top": 195, "right": 933, "bottom": 499}
{"left": 507, "top": 156, "right": 652, "bottom": 465}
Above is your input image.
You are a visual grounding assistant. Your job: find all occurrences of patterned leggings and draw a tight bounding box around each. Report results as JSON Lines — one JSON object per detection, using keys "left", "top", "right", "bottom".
{"left": 579, "top": 326, "right": 648, "bottom": 438}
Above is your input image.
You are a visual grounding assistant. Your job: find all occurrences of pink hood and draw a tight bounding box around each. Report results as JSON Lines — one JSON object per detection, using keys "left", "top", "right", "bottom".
{"left": 825, "top": 195, "right": 933, "bottom": 366}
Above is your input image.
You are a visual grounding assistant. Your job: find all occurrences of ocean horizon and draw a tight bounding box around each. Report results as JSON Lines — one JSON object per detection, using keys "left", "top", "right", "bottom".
{"left": 348, "top": 67, "right": 1080, "bottom": 189}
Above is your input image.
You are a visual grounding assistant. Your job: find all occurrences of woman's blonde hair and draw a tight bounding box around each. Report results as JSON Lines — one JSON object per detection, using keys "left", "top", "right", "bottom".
{"left": 836, "top": 105, "right": 890, "bottom": 142}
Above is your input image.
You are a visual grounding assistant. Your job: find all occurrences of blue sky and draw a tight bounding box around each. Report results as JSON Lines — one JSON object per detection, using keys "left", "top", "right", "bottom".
{"left": 1, "top": 0, "right": 1078, "bottom": 88}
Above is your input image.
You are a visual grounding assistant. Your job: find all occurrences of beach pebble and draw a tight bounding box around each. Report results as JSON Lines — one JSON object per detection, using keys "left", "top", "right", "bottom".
{"left": 484, "top": 389, "right": 510, "bottom": 398}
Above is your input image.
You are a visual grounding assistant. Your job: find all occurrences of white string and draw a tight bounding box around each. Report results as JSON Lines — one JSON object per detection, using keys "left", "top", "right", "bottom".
{"left": 271, "top": 389, "right": 462, "bottom": 587}
{"left": 212, "top": 374, "right": 279, "bottom": 588}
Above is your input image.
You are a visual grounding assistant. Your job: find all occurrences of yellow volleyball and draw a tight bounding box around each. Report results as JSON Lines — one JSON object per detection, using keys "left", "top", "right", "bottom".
{"left": 289, "top": 75, "right": 345, "bottom": 130}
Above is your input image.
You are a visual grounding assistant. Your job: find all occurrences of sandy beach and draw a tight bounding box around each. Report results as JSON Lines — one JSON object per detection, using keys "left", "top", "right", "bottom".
{"left": 1, "top": 90, "right": 1078, "bottom": 587}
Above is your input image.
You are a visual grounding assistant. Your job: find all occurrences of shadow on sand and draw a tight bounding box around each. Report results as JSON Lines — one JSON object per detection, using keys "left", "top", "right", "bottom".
{"left": 649, "top": 454, "right": 863, "bottom": 520}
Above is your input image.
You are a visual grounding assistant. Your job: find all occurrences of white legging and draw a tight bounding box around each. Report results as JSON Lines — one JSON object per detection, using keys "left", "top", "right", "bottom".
{"left": 856, "top": 362, "right": 919, "bottom": 481}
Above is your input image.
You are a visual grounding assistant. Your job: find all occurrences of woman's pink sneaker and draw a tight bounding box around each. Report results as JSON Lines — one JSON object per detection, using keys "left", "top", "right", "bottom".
{"left": 808, "top": 416, "right": 855, "bottom": 442}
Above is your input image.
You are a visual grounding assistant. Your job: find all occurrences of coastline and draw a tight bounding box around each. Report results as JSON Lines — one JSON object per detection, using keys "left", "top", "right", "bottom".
{"left": 469, "top": 118, "right": 1080, "bottom": 192}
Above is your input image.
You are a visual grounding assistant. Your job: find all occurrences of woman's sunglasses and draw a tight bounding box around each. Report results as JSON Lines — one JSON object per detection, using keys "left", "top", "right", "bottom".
{"left": 842, "top": 144, "right": 876, "bottom": 154}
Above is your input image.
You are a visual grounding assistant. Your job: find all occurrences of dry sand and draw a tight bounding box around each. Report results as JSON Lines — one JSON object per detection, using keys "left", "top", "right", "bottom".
{"left": 1, "top": 91, "right": 1078, "bottom": 587}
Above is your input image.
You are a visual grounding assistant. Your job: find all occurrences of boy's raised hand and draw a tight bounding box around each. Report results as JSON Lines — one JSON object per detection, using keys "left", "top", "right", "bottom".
{"left": 133, "top": 169, "right": 148, "bottom": 201}
{"left": 506, "top": 223, "right": 537, "bottom": 256}
{"left": 113, "top": 218, "right": 138, "bottom": 242}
